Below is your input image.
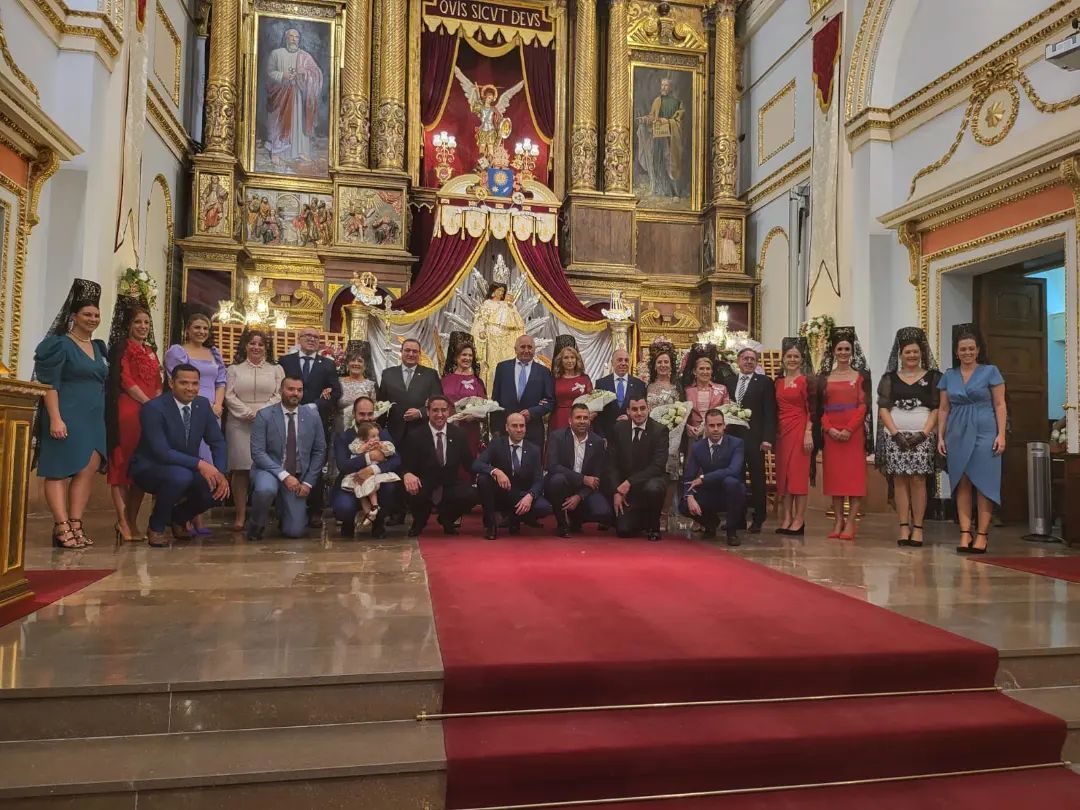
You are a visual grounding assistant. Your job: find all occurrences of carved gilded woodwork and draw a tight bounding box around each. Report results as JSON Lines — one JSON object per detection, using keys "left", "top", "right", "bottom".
{"left": 570, "top": 0, "right": 599, "bottom": 191}
{"left": 203, "top": 0, "right": 239, "bottom": 156}
{"left": 709, "top": 0, "right": 737, "bottom": 201}
{"left": 374, "top": 0, "right": 407, "bottom": 172}
{"left": 603, "top": 0, "right": 632, "bottom": 193}
{"left": 339, "top": 0, "right": 371, "bottom": 168}
{"left": 626, "top": 2, "right": 707, "bottom": 52}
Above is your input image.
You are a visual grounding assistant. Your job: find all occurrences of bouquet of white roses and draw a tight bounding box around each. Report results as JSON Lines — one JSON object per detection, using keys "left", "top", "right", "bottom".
{"left": 574, "top": 389, "right": 617, "bottom": 413}
{"left": 448, "top": 396, "right": 503, "bottom": 423}
{"left": 720, "top": 402, "right": 752, "bottom": 429}
{"left": 650, "top": 401, "right": 692, "bottom": 459}
{"left": 345, "top": 399, "right": 392, "bottom": 430}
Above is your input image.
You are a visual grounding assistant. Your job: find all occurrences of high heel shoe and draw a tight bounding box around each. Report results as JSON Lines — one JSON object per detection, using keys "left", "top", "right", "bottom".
{"left": 53, "top": 521, "right": 84, "bottom": 549}
{"left": 969, "top": 531, "right": 989, "bottom": 554}
{"left": 956, "top": 529, "right": 973, "bottom": 553}
{"left": 839, "top": 522, "right": 858, "bottom": 541}
{"left": 827, "top": 526, "right": 843, "bottom": 539}
{"left": 908, "top": 524, "right": 924, "bottom": 548}
{"left": 786, "top": 524, "right": 805, "bottom": 536}
{"left": 69, "top": 518, "right": 92, "bottom": 546}
{"left": 114, "top": 522, "right": 136, "bottom": 544}
{"left": 896, "top": 522, "right": 911, "bottom": 547}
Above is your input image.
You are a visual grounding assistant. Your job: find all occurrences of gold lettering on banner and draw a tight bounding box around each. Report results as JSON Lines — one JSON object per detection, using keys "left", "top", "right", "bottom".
{"left": 424, "top": 0, "right": 552, "bottom": 32}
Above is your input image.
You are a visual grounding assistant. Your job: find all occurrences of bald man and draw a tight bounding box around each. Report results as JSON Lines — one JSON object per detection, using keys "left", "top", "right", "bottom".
{"left": 491, "top": 334, "right": 555, "bottom": 448}
{"left": 473, "top": 412, "right": 552, "bottom": 539}
{"left": 594, "top": 349, "right": 647, "bottom": 438}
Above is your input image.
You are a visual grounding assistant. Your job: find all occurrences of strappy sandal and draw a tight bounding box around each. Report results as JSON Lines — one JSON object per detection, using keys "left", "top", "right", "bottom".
{"left": 908, "top": 524, "right": 925, "bottom": 548}
{"left": 69, "top": 518, "right": 92, "bottom": 546}
{"left": 970, "top": 531, "right": 989, "bottom": 554}
{"left": 896, "top": 522, "right": 911, "bottom": 547}
{"left": 956, "top": 529, "right": 973, "bottom": 554}
{"left": 52, "top": 521, "right": 84, "bottom": 549}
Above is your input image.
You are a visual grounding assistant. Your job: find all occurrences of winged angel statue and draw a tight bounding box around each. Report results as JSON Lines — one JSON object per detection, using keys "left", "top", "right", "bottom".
{"left": 453, "top": 67, "right": 525, "bottom": 169}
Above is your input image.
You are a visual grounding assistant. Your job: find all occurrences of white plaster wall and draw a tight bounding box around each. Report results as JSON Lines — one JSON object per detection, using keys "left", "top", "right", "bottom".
{"left": 747, "top": 194, "right": 792, "bottom": 348}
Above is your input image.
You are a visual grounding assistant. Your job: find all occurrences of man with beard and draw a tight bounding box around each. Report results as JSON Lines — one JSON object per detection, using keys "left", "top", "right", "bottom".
{"left": 724, "top": 345, "right": 776, "bottom": 533}
{"left": 265, "top": 27, "right": 324, "bottom": 166}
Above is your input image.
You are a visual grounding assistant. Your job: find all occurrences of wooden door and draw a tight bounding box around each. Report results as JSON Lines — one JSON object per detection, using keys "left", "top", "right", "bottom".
{"left": 974, "top": 272, "right": 1047, "bottom": 523}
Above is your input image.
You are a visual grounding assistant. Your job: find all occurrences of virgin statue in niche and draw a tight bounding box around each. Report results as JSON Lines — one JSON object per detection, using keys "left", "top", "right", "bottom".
{"left": 471, "top": 276, "right": 526, "bottom": 392}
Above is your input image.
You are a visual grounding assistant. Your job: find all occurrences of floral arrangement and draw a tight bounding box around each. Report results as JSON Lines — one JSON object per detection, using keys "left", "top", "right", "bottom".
{"left": 448, "top": 396, "right": 503, "bottom": 423}
{"left": 318, "top": 341, "right": 347, "bottom": 375}
{"left": 799, "top": 314, "right": 835, "bottom": 371}
{"left": 1050, "top": 425, "right": 1066, "bottom": 451}
{"left": 650, "top": 400, "right": 693, "bottom": 461}
{"left": 574, "top": 389, "right": 617, "bottom": 413}
{"left": 118, "top": 267, "right": 158, "bottom": 311}
{"left": 720, "top": 402, "right": 752, "bottom": 429}
{"left": 344, "top": 399, "right": 392, "bottom": 431}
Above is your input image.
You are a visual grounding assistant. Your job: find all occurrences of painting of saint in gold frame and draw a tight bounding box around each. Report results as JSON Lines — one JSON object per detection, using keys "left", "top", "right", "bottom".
{"left": 632, "top": 65, "right": 700, "bottom": 210}
{"left": 249, "top": 10, "right": 337, "bottom": 178}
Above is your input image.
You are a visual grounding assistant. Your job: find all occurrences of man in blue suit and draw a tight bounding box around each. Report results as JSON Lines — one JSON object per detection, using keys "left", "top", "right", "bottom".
{"left": 130, "top": 363, "right": 230, "bottom": 548}
{"left": 247, "top": 376, "right": 327, "bottom": 539}
{"left": 473, "top": 412, "right": 552, "bottom": 539}
{"left": 545, "top": 403, "right": 613, "bottom": 537}
{"left": 593, "top": 348, "right": 647, "bottom": 438}
{"left": 491, "top": 334, "right": 554, "bottom": 448}
{"left": 682, "top": 408, "right": 747, "bottom": 546}
{"left": 332, "top": 396, "right": 400, "bottom": 539}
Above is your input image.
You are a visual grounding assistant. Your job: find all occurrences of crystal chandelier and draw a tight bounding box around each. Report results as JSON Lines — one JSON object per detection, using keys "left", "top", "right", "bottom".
{"left": 215, "top": 275, "right": 288, "bottom": 330}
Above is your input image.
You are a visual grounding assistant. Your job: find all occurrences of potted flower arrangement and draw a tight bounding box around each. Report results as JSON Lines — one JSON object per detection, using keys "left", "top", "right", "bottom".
{"left": 799, "top": 314, "right": 835, "bottom": 371}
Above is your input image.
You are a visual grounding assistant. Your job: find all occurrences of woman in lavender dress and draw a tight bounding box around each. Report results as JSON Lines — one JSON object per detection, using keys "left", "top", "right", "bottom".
{"left": 165, "top": 311, "right": 227, "bottom": 535}
{"left": 441, "top": 333, "right": 486, "bottom": 457}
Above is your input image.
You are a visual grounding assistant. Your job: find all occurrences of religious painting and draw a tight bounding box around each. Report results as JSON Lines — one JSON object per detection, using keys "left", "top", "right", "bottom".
{"left": 716, "top": 218, "right": 743, "bottom": 273}
{"left": 336, "top": 186, "right": 405, "bottom": 249}
{"left": 251, "top": 11, "right": 335, "bottom": 177}
{"left": 632, "top": 65, "right": 697, "bottom": 210}
{"left": 243, "top": 187, "right": 334, "bottom": 247}
{"left": 195, "top": 173, "right": 230, "bottom": 235}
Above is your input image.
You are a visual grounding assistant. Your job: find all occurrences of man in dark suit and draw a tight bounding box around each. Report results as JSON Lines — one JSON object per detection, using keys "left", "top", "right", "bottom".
{"left": 401, "top": 395, "right": 477, "bottom": 537}
{"left": 723, "top": 346, "right": 777, "bottom": 532}
{"left": 332, "top": 396, "right": 401, "bottom": 539}
{"left": 278, "top": 328, "right": 342, "bottom": 527}
{"left": 129, "top": 363, "right": 230, "bottom": 547}
{"left": 545, "top": 403, "right": 613, "bottom": 537}
{"left": 491, "top": 334, "right": 554, "bottom": 448}
{"left": 377, "top": 338, "right": 444, "bottom": 445}
{"left": 473, "top": 412, "right": 552, "bottom": 540}
{"left": 606, "top": 394, "right": 669, "bottom": 542}
{"left": 593, "top": 348, "right": 647, "bottom": 438}
{"left": 247, "top": 377, "right": 327, "bottom": 540}
{"left": 683, "top": 408, "right": 747, "bottom": 546}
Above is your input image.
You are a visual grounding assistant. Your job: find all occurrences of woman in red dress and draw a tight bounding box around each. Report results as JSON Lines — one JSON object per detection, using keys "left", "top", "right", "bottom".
{"left": 774, "top": 337, "right": 814, "bottom": 535}
{"left": 551, "top": 345, "right": 592, "bottom": 431}
{"left": 814, "top": 327, "right": 874, "bottom": 540}
{"left": 106, "top": 300, "right": 163, "bottom": 542}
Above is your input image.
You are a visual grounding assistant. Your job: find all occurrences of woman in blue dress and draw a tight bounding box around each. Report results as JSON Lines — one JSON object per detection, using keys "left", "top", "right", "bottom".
{"left": 33, "top": 279, "right": 109, "bottom": 548}
{"left": 937, "top": 324, "right": 1007, "bottom": 554}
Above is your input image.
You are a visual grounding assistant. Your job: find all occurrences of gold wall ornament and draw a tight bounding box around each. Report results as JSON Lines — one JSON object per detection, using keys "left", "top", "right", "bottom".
{"left": 374, "top": 0, "right": 407, "bottom": 172}
{"left": 373, "top": 100, "right": 406, "bottom": 170}
{"left": 897, "top": 220, "right": 922, "bottom": 287}
{"left": 26, "top": 148, "right": 59, "bottom": 229}
{"left": 0, "top": 174, "right": 28, "bottom": 376}
{"left": 603, "top": 127, "right": 632, "bottom": 192}
{"left": 709, "top": 0, "right": 738, "bottom": 202}
{"left": 339, "top": 0, "right": 371, "bottom": 168}
{"left": 627, "top": 2, "right": 707, "bottom": 52}
{"left": 604, "top": 0, "right": 632, "bottom": 194}
{"left": 0, "top": 16, "right": 39, "bottom": 102}
{"left": 203, "top": 0, "right": 239, "bottom": 156}
{"left": 339, "top": 93, "right": 371, "bottom": 168}
{"left": 571, "top": 0, "right": 599, "bottom": 191}
{"left": 757, "top": 79, "right": 796, "bottom": 165}
{"left": 570, "top": 125, "right": 598, "bottom": 190}
{"left": 972, "top": 84, "right": 1019, "bottom": 147}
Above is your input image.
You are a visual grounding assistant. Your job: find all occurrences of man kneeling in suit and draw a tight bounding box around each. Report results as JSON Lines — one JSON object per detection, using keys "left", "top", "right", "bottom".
{"left": 247, "top": 376, "right": 327, "bottom": 539}
{"left": 607, "top": 394, "right": 669, "bottom": 542}
{"left": 130, "top": 363, "right": 230, "bottom": 547}
{"left": 545, "top": 403, "right": 613, "bottom": 537}
{"left": 474, "top": 412, "right": 552, "bottom": 540}
{"left": 332, "top": 396, "right": 400, "bottom": 539}
{"left": 682, "top": 408, "right": 747, "bottom": 546}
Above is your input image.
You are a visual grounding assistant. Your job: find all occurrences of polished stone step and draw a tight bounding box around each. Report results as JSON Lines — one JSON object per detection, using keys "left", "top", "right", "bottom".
{"left": 1007, "top": 684, "right": 1080, "bottom": 762}
{"left": 0, "top": 719, "right": 445, "bottom": 809}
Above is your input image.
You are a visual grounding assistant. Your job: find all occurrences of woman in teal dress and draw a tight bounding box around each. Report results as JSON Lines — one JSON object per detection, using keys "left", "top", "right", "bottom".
{"left": 937, "top": 324, "right": 1007, "bottom": 555}
{"left": 33, "top": 279, "right": 109, "bottom": 549}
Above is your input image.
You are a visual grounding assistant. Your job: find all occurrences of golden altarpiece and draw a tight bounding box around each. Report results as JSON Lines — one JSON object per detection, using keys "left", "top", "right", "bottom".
{"left": 177, "top": 0, "right": 754, "bottom": 363}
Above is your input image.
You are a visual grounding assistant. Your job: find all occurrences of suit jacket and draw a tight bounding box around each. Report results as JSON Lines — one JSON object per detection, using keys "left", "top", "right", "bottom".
{"left": 606, "top": 418, "right": 668, "bottom": 490}
{"left": 279, "top": 352, "right": 342, "bottom": 422}
{"left": 473, "top": 436, "right": 545, "bottom": 499}
{"left": 129, "top": 394, "right": 227, "bottom": 477}
{"left": 250, "top": 403, "right": 327, "bottom": 488}
{"left": 724, "top": 372, "right": 777, "bottom": 444}
{"left": 490, "top": 359, "right": 554, "bottom": 444}
{"left": 377, "top": 364, "right": 444, "bottom": 444}
{"left": 684, "top": 435, "right": 745, "bottom": 486}
{"left": 594, "top": 374, "right": 648, "bottom": 437}
{"left": 333, "top": 426, "right": 401, "bottom": 489}
{"left": 546, "top": 427, "right": 607, "bottom": 500}
{"left": 402, "top": 422, "right": 475, "bottom": 491}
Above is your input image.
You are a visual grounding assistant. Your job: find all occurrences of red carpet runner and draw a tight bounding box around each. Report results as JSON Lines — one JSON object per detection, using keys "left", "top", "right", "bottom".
{"left": 0, "top": 569, "right": 113, "bottom": 628}
{"left": 420, "top": 535, "right": 1080, "bottom": 808}
{"left": 977, "top": 554, "right": 1080, "bottom": 583}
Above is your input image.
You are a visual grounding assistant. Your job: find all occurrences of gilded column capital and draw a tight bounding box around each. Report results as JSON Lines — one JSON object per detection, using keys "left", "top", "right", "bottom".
{"left": 203, "top": 0, "right": 239, "bottom": 157}
{"left": 603, "top": 0, "right": 631, "bottom": 193}
{"left": 570, "top": 0, "right": 599, "bottom": 191}
{"left": 709, "top": 0, "right": 738, "bottom": 202}
{"left": 339, "top": 0, "right": 372, "bottom": 168}
{"left": 373, "top": 0, "right": 407, "bottom": 172}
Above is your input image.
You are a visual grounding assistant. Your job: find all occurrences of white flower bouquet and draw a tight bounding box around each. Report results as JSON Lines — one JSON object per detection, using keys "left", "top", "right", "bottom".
{"left": 345, "top": 399, "right": 392, "bottom": 430}
{"left": 720, "top": 402, "right": 752, "bottom": 429}
{"left": 448, "top": 396, "right": 503, "bottom": 423}
{"left": 650, "top": 401, "right": 692, "bottom": 459}
{"left": 574, "top": 389, "right": 617, "bottom": 413}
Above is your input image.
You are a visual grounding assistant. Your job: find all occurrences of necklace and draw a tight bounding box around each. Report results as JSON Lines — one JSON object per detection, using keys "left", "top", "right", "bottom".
{"left": 70, "top": 333, "right": 92, "bottom": 343}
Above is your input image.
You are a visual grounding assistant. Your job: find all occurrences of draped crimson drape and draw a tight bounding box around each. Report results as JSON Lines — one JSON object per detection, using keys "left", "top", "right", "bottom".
{"left": 421, "top": 27, "right": 459, "bottom": 127}
{"left": 513, "top": 237, "right": 604, "bottom": 324}
{"left": 395, "top": 232, "right": 483, "bottom": 314}
{"left": 520, "top": 43, "right": 555, "bottom": 142}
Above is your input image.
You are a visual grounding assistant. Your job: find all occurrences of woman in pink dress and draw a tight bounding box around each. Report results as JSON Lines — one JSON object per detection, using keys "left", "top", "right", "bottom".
{"left": 551, "top": 345, "right": 592, "bottom": 431}
{"left": 441, "top": 333, "right": 486, "bottom": 456}
{"left": 773, "top": 337, "right": 814, "bottom": 536}
{"left": 684, "top": 357, "right": 729, "bottom": 440}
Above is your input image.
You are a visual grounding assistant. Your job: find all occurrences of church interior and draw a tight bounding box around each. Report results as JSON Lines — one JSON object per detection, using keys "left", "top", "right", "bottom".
{"left": 2, "top": 0, "right": 1080, "bottom": 806}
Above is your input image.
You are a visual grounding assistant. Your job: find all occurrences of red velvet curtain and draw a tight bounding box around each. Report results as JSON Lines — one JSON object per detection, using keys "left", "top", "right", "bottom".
{"left": 421, "top": 27, "right": 459, "bottom": 127}
{"left": 396, "top": 232, "right": 483, "bottom": 313}
{"left": 513, "top": 237, "right": 604, "bottom": 323}
{"left": 520, "top": 42, "right": 555, "bottom": 142}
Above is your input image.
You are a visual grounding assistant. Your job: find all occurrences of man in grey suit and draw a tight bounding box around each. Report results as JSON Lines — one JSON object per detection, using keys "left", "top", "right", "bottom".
{"left": 377, "top": 338, "right": 444, "bottom": 445}
{"left": 248, "top": 376, "right": 327, "bottom": 539}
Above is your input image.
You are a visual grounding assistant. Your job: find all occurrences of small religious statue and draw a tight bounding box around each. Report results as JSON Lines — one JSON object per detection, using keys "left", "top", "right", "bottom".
{"left": 453, "top": 67, "right": 524, "bottom": 169}
{"left": 470, "top": 255, "right": 526, "bottom": 392}
{"left": 349, "top": 271, "right": 382, "bottom": 307}
{"left": 601, "top": 289, "right": 633, "bottom": 321}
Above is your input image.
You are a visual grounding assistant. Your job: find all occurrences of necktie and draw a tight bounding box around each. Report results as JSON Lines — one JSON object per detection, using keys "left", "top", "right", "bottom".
{"left": 404, "top": 366, "right": 413, "bottom": 390}
{"left": 302, "top": 356, "right": 312, "bottom": 380}
{"left": 512, "top": 444, "right": 521, "bottom": 473}
{"left": 710, "top": 442, "right": 719, "bottom": 465}
{"left": 517, "top": 363, "right": 528, "bottom": 399}
{"left": 181, "top": 405, "right": 191, "bottom": 442}
{"left": 633, "top": 426, "right": 642, "bottom": 443}
{"left": 285, "top": 412, "right": 297, "bottom": 474}
{"left": 436, "top": 431, "right": 445, "bottom": 465}
{"left": 736, "top": 374, "right": 750, "bottom": 404}
{"left": 616, "top": 377, "right": 625, "bottom": 407}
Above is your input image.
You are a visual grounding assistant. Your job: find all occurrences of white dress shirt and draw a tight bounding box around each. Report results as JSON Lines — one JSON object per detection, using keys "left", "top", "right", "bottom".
{"left": 573, "top": 432, "right": 588, "bottom": 474}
